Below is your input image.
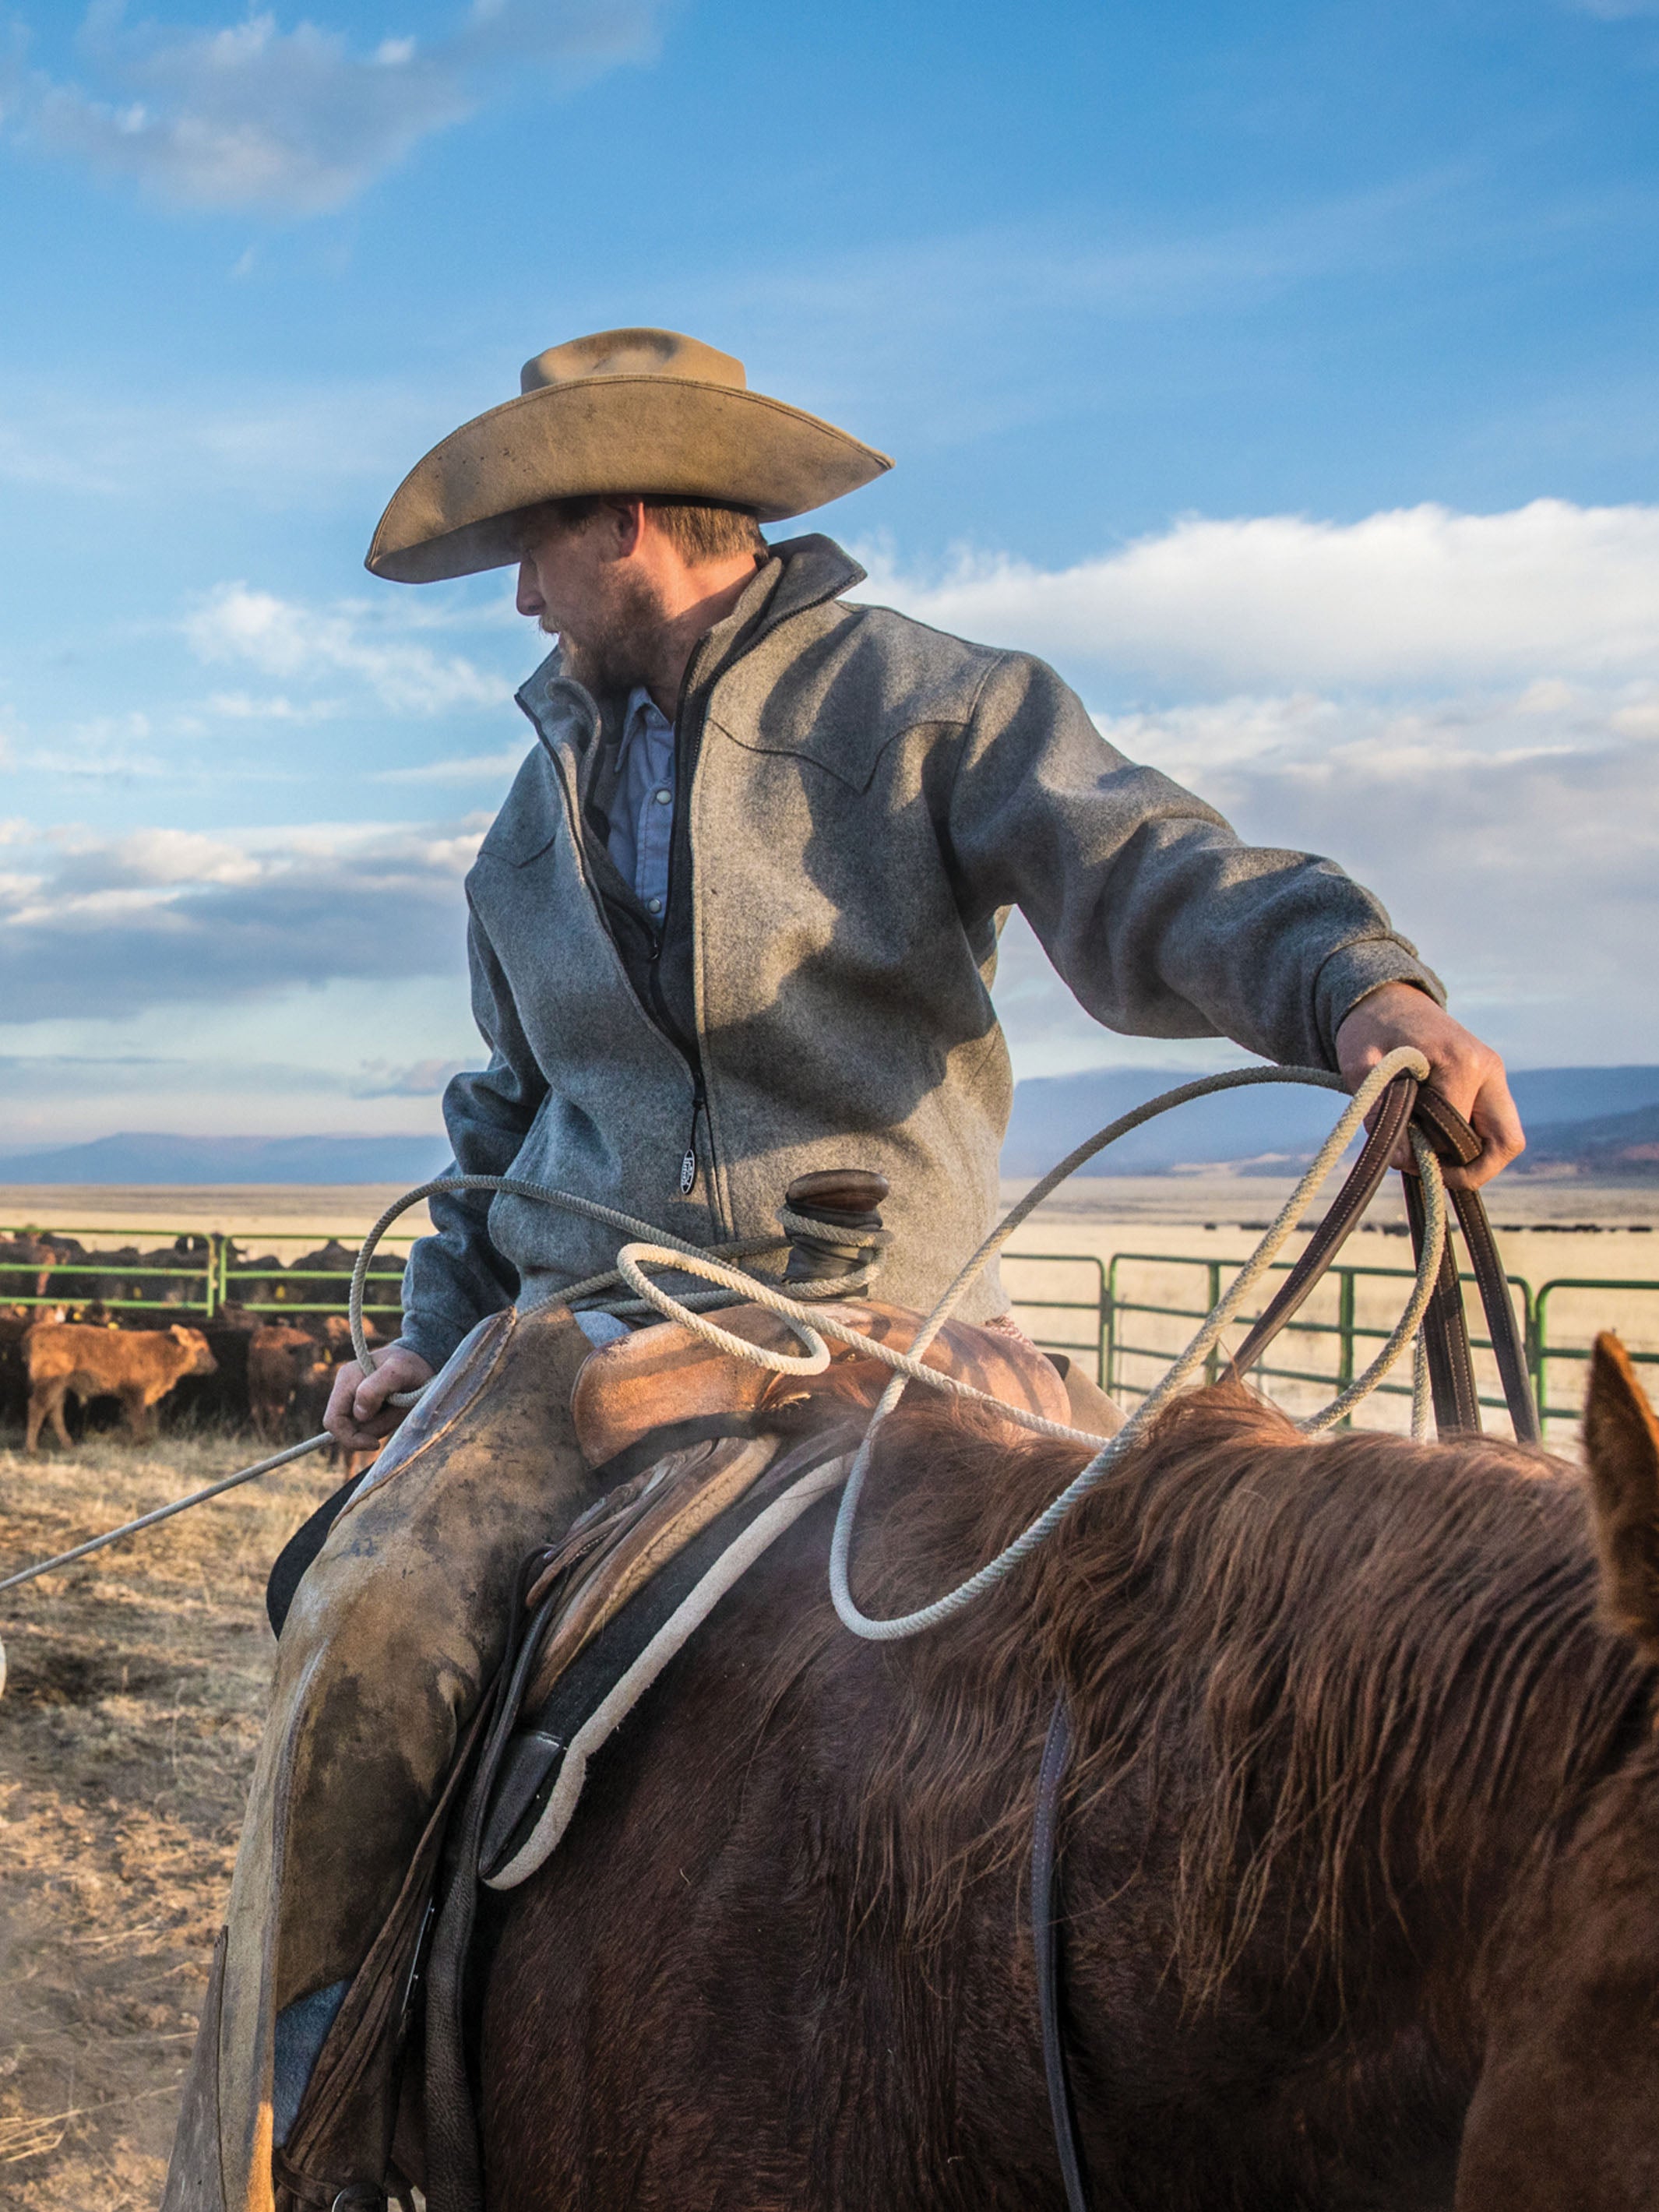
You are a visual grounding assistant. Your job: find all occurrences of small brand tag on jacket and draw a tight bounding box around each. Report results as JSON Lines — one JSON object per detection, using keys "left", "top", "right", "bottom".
{"left": 679, "top": 1150, "right": 697, "bottom": 1196}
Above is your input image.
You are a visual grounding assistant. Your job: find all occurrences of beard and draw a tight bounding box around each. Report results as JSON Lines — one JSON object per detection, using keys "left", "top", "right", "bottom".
{"left": 544, "top": 567, "right": 669, "bottom": 701}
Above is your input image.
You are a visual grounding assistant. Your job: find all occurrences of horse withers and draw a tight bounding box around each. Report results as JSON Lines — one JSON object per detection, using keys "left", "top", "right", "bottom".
{"left": 473, "top": 1337, "right": 1659, "bottom": 2210}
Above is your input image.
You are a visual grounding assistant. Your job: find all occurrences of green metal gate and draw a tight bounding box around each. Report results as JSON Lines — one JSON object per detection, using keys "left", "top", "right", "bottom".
{"left": 1002, "top": 1249, "right": 1659, "bottom": 1439}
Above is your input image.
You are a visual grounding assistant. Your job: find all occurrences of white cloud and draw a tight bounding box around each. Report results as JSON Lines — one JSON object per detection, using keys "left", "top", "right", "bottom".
{"left": 1050, "top": 680, "right": 1659, "bottom": 1067}
{"left": 0, "top": 813, "right": 484, "bottom": 1019}
{"left": 858, "top": 499, "right": 1659, "bottom": 695}
{"left": 376, "top": 747, "right": 524, "bottom": 783}
{"left": 865, "top": 500, "right": 1659, "bottom": 1069}
{"left": 352, "top": 1055, "right": 466, "bottom": 1097}
{"left": 204, "top": 690, "right": 341, "bottom": 722}
{"left": 183, "top": 581, "right": 512, "bottom": 714}
{"left": 8, "top": 709, "right": 166, "bottom": 779}
{"left": 5, "top": 0, "right": 669, "bottom": 215}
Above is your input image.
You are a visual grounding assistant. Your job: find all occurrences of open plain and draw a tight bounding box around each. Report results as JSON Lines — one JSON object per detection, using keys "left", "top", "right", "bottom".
{"left": 0, "top": 1178, "right": 1655, "bottom": 2205}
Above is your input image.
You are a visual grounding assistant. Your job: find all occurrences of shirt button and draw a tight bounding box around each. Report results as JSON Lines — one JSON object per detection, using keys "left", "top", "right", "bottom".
{"left": 653, "top": 787, "right": 672, "bottom": 805}
{"left": 646, "top": 896, "right": 663, "bottom": 914}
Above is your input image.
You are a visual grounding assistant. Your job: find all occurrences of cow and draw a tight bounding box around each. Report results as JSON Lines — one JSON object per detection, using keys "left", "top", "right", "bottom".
{"left": 246, "top": 1321, "right": 325, "bottom": 1440}
{"left": 23, "top": 1322, "right": 217, "bottom": 1452}
{"left": 288, "top": 1316, "right": 386, "bottom": 1479}
{"left": 0, "top": 1235, "right": 55, "bottom": 1304}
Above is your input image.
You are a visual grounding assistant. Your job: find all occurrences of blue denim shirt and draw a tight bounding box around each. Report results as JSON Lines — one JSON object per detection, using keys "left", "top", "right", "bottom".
{"left": 606, "top": 686, "right": 675, "bottom": 922}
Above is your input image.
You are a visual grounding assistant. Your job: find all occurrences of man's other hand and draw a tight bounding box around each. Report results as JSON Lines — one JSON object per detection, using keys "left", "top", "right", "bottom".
{"left": 1335, "top": 982, "right": 1524, "bottom": 1190}
{"left": 325, "top": 1346, "right": 436, "bottom": 1453}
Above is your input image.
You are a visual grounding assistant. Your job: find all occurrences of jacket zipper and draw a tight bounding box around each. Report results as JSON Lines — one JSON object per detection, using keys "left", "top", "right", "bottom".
{"left": 549, "top": 727, "right": 703, "bottom": 1202}
{"left": 546, "top": 559, "right": 855, "bottom": 1210}
{"left": 679, "top": 1075, "right": 706, "bottom": 1196}
{"left": 659, "top": 635, "right": 713, "bottom": 1197}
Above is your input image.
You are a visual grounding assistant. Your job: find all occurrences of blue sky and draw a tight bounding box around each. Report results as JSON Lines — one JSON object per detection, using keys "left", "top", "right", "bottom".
{"left": 2, "top": 0, "right": 1658, "bottom": 1144}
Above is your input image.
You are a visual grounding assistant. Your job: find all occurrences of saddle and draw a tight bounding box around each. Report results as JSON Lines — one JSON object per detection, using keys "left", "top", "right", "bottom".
{"left": 273, "top": 1295, "right": 1073, "bottom": 2212}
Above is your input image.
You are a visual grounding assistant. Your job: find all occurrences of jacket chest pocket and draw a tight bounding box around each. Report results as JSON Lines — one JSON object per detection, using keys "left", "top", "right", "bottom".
{"left": 706, "top": 710, "right": 903, "bottom": 797}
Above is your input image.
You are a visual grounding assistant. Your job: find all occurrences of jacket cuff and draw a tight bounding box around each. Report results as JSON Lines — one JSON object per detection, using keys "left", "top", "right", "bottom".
{"left": 393, "top": 1312, "right": 469, "bottom": 1377}
{"left": 1312, "top": 940, "right": 1446, "bottom": 1067}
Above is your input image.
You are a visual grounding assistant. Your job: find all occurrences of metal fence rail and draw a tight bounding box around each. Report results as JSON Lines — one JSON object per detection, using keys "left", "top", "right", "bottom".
{"left": 4, "top": 1221, "right": 1654, "bottom": 1437}
{"left": 1003, "top": 1250, "right": 1659, "bottom": 1439}
{"left": 0, "top": 1225, "right": 412, "bottom": 1328}
{"left": 0, "top": 1228, "right": 217, "bottom": 1316}
{"left": 216, "top": 1235, "right": 407, "bottom": 1324}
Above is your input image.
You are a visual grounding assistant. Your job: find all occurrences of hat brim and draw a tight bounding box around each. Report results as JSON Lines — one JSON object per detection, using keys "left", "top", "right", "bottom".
{"left": 365, "top": 376, "right": 892, "bottom": 583}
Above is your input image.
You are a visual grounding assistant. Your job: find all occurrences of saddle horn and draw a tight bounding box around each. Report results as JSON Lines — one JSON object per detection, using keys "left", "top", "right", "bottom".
{"left": 781, "top": 1168, "right": 890, "bottom": 1287}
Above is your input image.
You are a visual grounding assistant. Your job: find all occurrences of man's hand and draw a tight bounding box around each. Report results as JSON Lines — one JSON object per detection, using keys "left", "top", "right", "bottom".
{"left": 324, "top": 1346, "right": 435, "bottom": 1453}
{"left": 1335, "top": 981, "right": 1524, "bottom": 1190}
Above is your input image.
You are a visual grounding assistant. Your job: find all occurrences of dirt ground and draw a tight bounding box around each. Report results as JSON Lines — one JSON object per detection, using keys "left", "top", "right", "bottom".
{"left": 0, "top": 1424, "right": 340, "bottom": 2209}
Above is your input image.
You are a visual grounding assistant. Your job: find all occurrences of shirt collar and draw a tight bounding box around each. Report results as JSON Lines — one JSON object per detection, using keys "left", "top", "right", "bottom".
{"left": 515, "top": 534, "right": 867, "bottom": 753}
{"left": 622, "top": 685, "right": 671, "bottom": 740}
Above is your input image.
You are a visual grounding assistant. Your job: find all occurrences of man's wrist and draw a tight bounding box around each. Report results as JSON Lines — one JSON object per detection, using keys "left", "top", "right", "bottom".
{"left": 1316, "top": 945, "right": 1444, "bottom": 1066}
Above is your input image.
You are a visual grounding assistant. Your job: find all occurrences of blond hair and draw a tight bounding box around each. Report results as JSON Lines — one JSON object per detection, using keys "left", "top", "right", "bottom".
{"left": 518, "top": 495, "right": 766, "bottom": 566}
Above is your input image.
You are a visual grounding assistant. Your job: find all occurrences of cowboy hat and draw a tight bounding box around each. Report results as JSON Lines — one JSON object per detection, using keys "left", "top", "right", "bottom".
{"left": 365, "top": 327, "right": 892, "bottom": 584}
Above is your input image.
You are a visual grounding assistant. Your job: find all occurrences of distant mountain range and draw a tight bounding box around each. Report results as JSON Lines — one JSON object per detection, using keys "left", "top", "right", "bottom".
{"left": 0, "top": 1132, "right": 453, "bottom": 1185}
{"left": 999, "top": 1064, "right": 1659, "bottom": 1178}
{"left": 1, "top": 1066, "right": 1657, "bottom": 1184}
{"left": 1520, "top": 1101, "right": 1659, "bottom": 1176}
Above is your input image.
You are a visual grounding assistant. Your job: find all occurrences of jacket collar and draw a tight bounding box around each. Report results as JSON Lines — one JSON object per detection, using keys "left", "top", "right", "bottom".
{"left": 514, "top": 533, "right": 865, "bottom": 757}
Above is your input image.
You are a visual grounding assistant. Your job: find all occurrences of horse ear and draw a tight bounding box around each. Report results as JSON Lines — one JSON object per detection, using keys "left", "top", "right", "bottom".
{"left": 1584, "top": 1333, "right": 1659, "bottom": 1660}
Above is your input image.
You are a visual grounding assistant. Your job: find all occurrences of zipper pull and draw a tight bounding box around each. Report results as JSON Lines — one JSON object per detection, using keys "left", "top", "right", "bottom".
{"left": 680, "top": 1082, "right": 705, "bottom": 1196}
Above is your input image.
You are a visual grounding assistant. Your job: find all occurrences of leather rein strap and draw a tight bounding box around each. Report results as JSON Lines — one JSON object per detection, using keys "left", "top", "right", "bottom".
{"left": 1033, "top": 1701, "right": 1093, "bottom": 2212}
{"left": 1033, "top": 1080, "right": 1540, "bottom": 2209}
{"left": 1220, "top": 1074, "right": 1539, "bottom": 1444}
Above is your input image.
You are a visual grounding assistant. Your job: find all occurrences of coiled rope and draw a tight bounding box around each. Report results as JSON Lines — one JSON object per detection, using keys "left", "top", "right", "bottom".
{"left": 597, "top": 1051, "right": 1446, "bottom": 1640}
{"left": 1, "top": 1051, "right": 1444, "bottom": 1642}
{"left": 346, "top": 1180, "right": 887, "bottom": 1404}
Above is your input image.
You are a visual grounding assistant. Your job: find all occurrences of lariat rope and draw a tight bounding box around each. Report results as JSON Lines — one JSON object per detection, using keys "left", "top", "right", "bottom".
{"left": 344, "top": 1185, "right": 886, "bottom": 1404}
{"left": 0, "top": 1052, "right": 1445, "bottom": 1632}
{"left": 602, "top": 1053, "right": 1446, "bottom": 1639}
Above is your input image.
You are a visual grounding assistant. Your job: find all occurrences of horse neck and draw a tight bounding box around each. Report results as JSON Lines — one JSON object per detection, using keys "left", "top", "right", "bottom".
{"left": 1032, "top": 1428, "right": 1657, "bottom": 2040}
{"left": 1456, "top": 1742, "right": 1659, "bottom": 2200}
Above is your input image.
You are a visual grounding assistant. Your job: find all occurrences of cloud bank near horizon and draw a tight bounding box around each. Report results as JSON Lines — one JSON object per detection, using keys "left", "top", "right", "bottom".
{"left": 863, "top": 496, "right": 1659, "bottom": 1069}
{"left": 0, "top": 816, "right": 480, "bottom": 1023}
{"left": 4, "top": 493, "right": 1659, "bottom": 1139}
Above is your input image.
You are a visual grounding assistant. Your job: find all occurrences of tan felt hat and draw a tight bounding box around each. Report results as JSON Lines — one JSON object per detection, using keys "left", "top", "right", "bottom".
{"left": 365, "top": 327, "right": 893, "bottom": 584}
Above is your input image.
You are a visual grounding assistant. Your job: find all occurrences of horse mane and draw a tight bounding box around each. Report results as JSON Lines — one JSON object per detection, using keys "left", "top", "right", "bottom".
{"left": 768, "top": 1384, "right": 1657, "bottom": 2008}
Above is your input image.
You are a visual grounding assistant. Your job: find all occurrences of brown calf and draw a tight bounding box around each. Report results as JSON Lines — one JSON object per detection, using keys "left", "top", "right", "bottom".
{"left": 24, "top": 1322, "right": 217, "bottom": 1452}
{"left": 246, "top": 1322, "right": 322, "bottom": 1440}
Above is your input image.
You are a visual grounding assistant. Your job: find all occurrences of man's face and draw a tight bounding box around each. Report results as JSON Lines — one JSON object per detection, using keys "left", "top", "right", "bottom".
{"left": 514, "top": 505, "right": 666, "bottom": 699}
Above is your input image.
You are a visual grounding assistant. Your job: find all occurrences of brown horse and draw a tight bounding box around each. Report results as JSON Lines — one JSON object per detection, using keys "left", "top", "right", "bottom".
{"left": 475, "top": 1340, "right": 1659, "bottom": 2210}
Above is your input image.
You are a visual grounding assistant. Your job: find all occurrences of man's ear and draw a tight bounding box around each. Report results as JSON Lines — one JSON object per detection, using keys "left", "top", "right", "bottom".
{"left": 1584, "top": 1333, "right": 1659, "bottom": 1661}
{"left": 600, "top": 495, "right": 645, "bottom": 559}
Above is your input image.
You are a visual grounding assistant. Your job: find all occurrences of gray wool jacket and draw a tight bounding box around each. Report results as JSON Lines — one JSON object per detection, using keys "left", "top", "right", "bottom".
{"left": 400, "top": 535, "right": 1441, "bottom": 1372}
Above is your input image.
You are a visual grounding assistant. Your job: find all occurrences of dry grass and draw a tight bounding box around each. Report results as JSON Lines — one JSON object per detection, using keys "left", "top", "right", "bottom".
{"left": 0, "top": 1423, "right": 338, "bottom": 2210}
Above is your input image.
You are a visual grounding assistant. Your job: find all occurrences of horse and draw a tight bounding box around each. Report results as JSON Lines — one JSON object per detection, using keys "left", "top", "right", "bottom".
{"left": 472, "top": 1338, "right": 1659, "bottom": 2210}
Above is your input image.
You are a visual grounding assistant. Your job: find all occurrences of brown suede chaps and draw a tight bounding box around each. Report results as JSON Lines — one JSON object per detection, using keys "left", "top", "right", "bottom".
{"left": 160, "top": 1299, "right": 597, "bottom": 2212}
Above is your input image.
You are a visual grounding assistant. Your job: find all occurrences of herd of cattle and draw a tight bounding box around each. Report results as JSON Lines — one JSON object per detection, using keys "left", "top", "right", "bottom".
{"left": 0, "top": 1231, "right": 403, "bottom": 1450}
